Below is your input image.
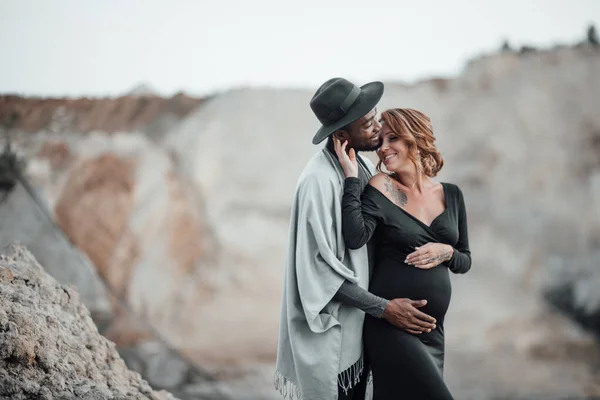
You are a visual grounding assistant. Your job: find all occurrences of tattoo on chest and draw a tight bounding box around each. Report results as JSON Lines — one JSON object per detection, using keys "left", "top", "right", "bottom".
{"left": 384, "top": 176, "right": 408, "bottom": 207}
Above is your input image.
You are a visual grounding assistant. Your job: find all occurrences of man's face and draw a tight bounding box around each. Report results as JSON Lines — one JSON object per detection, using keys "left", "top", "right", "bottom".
{"left": 344, "top": 108, "right": 382, "bottom": 152}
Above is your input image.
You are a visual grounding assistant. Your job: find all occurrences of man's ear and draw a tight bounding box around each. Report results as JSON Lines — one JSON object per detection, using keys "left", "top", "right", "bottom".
{"left": 332, "top": 130, "right": 349, "bottom": 142}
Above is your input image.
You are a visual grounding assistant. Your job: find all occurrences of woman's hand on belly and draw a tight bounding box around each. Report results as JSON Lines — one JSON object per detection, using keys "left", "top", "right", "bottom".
{"left": 405, "top": 243, "right": 454, "bottom": 270}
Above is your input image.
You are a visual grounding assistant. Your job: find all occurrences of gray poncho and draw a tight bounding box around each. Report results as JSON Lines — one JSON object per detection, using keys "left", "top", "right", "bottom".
{"left": 275, "top": 148, "right": 376, "bottom": 400}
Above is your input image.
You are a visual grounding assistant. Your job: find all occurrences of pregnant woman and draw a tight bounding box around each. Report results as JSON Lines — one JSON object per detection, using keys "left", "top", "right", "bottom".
{"left": 334, "top": 108, "right": 472, "bottom": 399}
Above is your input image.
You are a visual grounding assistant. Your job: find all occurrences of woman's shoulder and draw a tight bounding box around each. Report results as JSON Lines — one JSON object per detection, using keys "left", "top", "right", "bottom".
{"left": 441, "top": 182, "right": 465, "bottom": 200}
{"left": 365, "top": 174, "right": 397, "bottom": 209}
{"left": 368, "top": 173, "right": 392, "bottom": 192}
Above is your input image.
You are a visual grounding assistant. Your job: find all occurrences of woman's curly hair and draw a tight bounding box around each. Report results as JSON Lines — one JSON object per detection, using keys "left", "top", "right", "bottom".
{"left": 377, "top": 108, "right": 444, "bottom": 177}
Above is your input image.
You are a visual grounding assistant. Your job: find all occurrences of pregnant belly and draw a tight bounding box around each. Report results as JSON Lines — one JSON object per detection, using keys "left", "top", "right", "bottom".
{"left": 370, "top": 261, "right": 452, "bottom": 323}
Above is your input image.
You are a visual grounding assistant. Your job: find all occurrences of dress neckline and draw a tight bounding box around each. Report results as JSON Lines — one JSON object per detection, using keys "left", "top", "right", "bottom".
{"left": 367, "top": 182, "right": 449, "bottom": 229}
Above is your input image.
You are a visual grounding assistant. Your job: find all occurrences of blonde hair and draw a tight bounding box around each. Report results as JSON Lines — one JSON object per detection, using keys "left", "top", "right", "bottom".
{"left": 377, "top": 108, "right": 444, "bottom": 177}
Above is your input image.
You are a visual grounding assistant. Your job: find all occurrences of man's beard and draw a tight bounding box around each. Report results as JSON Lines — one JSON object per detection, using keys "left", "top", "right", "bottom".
{"left": 355, "top": 139, "right": 382, "bottom": 152}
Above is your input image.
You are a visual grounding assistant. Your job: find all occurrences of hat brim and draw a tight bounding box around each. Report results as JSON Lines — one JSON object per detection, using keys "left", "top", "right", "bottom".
{"left": 311, "top": 81, "right": 384, "bottom": 145}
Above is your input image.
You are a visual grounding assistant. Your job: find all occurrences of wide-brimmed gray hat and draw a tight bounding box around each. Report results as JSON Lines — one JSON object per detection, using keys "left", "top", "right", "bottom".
{"left": 310, "top": 77, "right": 384, "bottom": 145}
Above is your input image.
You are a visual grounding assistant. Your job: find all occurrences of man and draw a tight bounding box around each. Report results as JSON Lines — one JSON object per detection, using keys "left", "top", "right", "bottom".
{"left": 275, "top": 78, "right": 437, "bottom": 400}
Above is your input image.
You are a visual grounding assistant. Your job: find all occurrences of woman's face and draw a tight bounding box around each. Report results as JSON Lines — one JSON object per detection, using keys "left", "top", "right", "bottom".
{"left": 377, "top": 124, "right": 411, "bottom": 173}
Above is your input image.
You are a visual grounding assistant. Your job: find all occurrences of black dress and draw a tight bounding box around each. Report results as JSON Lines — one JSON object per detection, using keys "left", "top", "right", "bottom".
{"left": 342, "top": 177, "right": 471, "bottom": 400}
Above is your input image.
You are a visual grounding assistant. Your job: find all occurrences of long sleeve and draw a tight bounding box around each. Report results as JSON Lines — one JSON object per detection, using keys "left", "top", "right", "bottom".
{"left": 342, "top": 177, "right": 382, "bottom": 250}
{"left": 447, "top": 186, "right": 471, "bottom": 274}
{"left": 333, "top": 280, "right": 388, "bottom": 318}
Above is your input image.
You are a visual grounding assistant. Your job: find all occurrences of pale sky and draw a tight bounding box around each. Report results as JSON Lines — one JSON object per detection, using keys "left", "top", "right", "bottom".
{"left": 1, "top": 0, "right": 599, "bottom": 97}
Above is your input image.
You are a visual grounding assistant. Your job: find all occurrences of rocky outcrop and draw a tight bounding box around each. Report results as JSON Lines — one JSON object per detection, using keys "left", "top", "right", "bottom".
{"left": 0, "top": 93, "right": 204, "bottom": 137}
{"left": 21, "top": 131, "right": 219, "bottom": 347}
{"left": 55, "top": 153, "right": 139, "bottom": 298}
{"left": 0, "top": 243, "right": 176, "bottom": 400}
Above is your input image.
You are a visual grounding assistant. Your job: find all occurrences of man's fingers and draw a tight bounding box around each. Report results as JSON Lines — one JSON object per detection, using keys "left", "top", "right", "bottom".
{"left": 409, "top": 316, "right": 435, "bottom": 329}
{"left": 405, "top": 321, "right": 427, "bottom": 331}
{"left": 412, "top": 308, "right": 437, "bottom": 325}
{"left": 410, "top": 299, "right": 427, "bottom": 307}
{"left": 413, "top": 321, "right": 436, "bottom": 331}
{"left": 407, "top": 324, "right": 427, "bottom": 333}
{"left": 389, "top": 320, "right": 421, "bottom": 332}
{"left": 406, "top": 329, "right": 422, "bottom": 335}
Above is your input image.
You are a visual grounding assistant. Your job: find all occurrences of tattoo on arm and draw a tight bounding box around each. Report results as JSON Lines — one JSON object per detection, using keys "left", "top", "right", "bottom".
{"left": 384, "top": 176, "right": 408, "bottom": 207}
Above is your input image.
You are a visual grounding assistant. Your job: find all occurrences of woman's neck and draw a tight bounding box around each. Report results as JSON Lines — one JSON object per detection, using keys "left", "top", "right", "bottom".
{"left": 392, "top": 168, "right": 426, "bottom": 193}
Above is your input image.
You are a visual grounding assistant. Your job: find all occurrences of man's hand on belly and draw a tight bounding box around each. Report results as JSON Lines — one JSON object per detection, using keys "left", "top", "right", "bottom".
{"left": 382, "top": 298, "right": 437, "bottom": 334}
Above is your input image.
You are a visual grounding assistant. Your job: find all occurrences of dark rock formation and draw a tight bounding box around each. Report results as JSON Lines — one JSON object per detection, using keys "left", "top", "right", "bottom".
{"left": 0, "top": 243, "right": 177, "bottom": 400}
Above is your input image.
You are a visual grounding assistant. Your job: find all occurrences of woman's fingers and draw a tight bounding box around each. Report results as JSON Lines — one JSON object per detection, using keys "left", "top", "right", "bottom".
{"left": 408, "top": 253, "right": 430, "bottom": 263}
{"left": 406, "top": 247, "right": 427, "bottom": 259}
{"left": 406, "top": 243, "right": 444, "bottom": 265}
{"left": 414, "top": 261, "right": 438, "bottom": 270}
{"left": 333, "top": 137, "right": 342, "bottom": 156}
{"left": 405, "top": 250, "right": 421, "bottom": 260}
{"left": 407, "top": 242, "right": 433, "bottom": 257}
{"left": 334, "top": 137, "right": 345, "bottom": 155}
{"left": 414, "top": 256, "right": 439, "bottom": 266}
{"left": 405, "top": 251, "right": 430, "bottom": 264}
{"left": 334, "top": 138, "right": 351, "bottom": 163}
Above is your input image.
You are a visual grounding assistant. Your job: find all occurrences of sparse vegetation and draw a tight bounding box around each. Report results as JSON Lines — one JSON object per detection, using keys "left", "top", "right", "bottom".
{"left": 519, "top": 45, "right": 536, "bottom": 54}
{"left": 0, "top": 113, "right": 26, "bottom": 197}
{"left": 500, "top": 39, "right": 512, "bottom": 52}
{"left": 587, "top": 24, "right": 599, "bottom": 46}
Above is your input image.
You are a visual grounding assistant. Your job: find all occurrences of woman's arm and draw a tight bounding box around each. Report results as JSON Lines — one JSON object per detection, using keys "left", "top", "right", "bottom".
{"left": 342, "top": 177, "right": 381, "bottom": 249}
{"left": 333, "top": 137, "right": 383, "bottom": 249}
{"left": 447, "top": 187, "right": 471, "bottom": 273}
